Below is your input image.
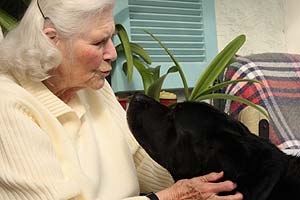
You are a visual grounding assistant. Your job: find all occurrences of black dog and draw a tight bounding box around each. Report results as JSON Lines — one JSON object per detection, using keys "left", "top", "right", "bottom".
{"left": 127, "top": 93, "right": 300, "bottom": 200}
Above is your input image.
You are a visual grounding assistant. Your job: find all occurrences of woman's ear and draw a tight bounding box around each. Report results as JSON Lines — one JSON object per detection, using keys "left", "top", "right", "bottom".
{"left": 43, "top": 27, "right": 59, "bottom": 44}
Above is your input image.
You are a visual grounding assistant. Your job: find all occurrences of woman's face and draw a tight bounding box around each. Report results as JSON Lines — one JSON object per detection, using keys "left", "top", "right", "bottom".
{"left": 45, "top": 9, "right": 117, "bottom": 99}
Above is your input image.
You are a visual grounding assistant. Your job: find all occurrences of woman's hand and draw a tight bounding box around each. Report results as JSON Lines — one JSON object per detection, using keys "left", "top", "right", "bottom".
{"left": 156, "top": 171, "right": 243, "bottom": 200}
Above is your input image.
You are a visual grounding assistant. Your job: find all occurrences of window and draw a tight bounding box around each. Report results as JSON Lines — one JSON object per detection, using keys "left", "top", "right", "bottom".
{"left": 112, "top": 0, "right": 218, "bottom": 92}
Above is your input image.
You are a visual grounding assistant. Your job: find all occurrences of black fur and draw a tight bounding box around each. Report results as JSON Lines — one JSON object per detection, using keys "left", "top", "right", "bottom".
{"left": 127, "top": 93, "right": 300, "bottom": 200}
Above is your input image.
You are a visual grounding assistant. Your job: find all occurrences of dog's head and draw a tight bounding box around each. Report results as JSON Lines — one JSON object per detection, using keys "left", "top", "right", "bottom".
{"left": 127, "top": 93, "right": 252, "bottom": 180}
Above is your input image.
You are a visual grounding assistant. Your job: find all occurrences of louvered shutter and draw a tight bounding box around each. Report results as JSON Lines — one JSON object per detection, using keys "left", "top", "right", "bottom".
{"left": 112, "top": 0, "right": 217, "bottom": 92}
{"left": 129, "top": 0, "right": 206, "bottom": 63}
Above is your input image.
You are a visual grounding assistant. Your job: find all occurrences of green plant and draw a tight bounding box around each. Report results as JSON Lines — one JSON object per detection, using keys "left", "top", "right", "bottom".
{"left": 115, "top": 25, "right": 267, "bottom": 117}
{"left": 147, "top": 32, "right": 268, "bottom": 117}
{"left": 0, "top": 9, "right": 18, "bottom": 32}
{"left": 115, "top": 24, "right": 178, "bottom": 101}
{"left": 0, "top": 0, "right": 29, "bottom": 33}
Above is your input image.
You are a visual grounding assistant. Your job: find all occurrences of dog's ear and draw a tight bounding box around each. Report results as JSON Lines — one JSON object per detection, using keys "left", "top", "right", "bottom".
{"left": 172, "top": 101, "right": 282, "bottom": 200}
{"left": 170, "top": 102, "right": 227, "bottom": 178}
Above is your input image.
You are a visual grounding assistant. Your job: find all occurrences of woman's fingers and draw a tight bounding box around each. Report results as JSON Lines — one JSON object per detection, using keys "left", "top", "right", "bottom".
{"left": 199, "top": 171, "right": 224, "bottom": 182}
{"left": 192, "top": 172, "right": 243, "bottom": 200}
{"left": 208, "top": 180, "right": 237, "bottom": 194}
{"left": 195, "top": 172, "right": 238, "bottom": 194}
{"left": 157, "top": 172, "right": 243, "bottom": 200}
{"left": 214, "top": 192, "right": 243, "bottom": 200}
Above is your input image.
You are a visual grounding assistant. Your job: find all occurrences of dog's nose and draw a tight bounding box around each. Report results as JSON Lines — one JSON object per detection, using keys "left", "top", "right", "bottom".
{"left": 132, "top": 93, "right": 147, "bottom": 103}
{"left": 128, "top": 93, "right": 151, "bottom": 113}
{"left": 130, "top": 93, "right": 154, "bottom": 106}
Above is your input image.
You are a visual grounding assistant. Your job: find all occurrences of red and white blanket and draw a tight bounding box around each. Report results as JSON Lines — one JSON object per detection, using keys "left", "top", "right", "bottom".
{"left": 224, "top": 53, "right": 300, "bottom": 149}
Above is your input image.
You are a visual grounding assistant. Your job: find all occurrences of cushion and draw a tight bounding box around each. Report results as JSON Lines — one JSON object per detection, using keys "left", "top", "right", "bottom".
{"left": 238, "top": 105, "right": 268, "bottom": 136}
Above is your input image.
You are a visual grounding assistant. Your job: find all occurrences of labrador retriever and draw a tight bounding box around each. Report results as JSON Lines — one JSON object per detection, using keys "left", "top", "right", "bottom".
{"left": 127, "top": 93, "right": 300, "bottom": 200}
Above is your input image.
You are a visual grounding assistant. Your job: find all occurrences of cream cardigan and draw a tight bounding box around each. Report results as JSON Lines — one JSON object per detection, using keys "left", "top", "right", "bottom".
{"left": 0, "top": 74, "right": 173, "bottom": 200}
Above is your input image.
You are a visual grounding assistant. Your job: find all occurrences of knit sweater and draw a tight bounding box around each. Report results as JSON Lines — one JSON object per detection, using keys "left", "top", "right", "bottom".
{"left": 0, "top": 74, "right": 174, "bottom": 200}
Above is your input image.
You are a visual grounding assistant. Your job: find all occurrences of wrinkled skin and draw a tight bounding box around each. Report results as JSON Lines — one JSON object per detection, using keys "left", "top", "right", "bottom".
{"left": 43, "top": 7, "right": 117, "bottom": 103}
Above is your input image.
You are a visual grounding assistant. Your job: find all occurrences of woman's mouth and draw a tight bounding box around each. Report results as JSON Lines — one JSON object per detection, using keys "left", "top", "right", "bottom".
{"left": 96, "top": 63, "right": 112, "bottom": 77}
{"left": 100, "top": 70, "right": 111, "bottom": 77}
{"left": 93, "top": 68, "right": 111, "bottom": 78}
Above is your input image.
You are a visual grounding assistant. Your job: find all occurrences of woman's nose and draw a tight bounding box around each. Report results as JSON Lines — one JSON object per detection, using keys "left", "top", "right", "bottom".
{"left": 103, "top": 38, "right": 117, "bottom": 62}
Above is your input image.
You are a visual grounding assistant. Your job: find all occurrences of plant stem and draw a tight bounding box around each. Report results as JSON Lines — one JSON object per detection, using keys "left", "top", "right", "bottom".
{"left": 177, "top": 66, "right": 189, "bottom": 100}
{"left": 145, "top": 30, "right": 190, "bottom": 99}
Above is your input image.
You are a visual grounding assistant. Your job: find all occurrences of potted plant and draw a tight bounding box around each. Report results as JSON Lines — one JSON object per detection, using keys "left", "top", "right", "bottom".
{"left": 115, "top": 24, "right": 267, "bottom": 117}
{"left": 114, "top": 24, "right": 179, "bottom": 107}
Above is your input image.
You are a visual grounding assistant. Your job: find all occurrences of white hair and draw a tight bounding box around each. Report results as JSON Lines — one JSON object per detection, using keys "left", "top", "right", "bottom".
{"left": 0, "top": 26, "right": 3, "bottom": 41}
{"left": 0, "top": 0, "right": 115, "bottom": 81}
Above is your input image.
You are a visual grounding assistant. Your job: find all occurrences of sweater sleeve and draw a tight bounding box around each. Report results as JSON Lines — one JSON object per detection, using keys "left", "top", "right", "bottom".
{"left": 0, "top": 98, "right": 81, "bottom": 200}
{"left": 127, "top": 134, "right": 174, "bottom": 194}
{"left": 120, "top": 137, "right": 174, "bottom": 199}
{"left": 100, "top": 82, "right": 174, "bottom": 195}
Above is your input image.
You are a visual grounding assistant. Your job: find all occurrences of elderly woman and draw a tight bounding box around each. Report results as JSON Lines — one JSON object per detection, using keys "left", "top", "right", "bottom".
{"left": 0, "top": 0, "right": 243, "bottom": 200}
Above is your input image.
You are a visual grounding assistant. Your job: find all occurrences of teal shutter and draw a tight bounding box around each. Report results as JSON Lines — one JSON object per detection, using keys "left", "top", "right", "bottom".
{"left": 112, "top": 0, "right": 218, "bottom": 92}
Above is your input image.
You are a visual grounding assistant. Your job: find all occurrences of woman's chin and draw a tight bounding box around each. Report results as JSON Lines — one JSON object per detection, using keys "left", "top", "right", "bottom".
{"left": 89, "top": 79, "right": 105, "bottom": 90}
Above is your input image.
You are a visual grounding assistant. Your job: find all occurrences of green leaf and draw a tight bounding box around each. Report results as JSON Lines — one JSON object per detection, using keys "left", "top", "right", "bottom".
{"left": 147, "top": 65, "right": 161, "bottom": 80}
{"left": 167, "top": 66, "right": 179, "bottom": 73}
{"left": 147, "top": 74, "right": 168, "bottom": 101}
{"left": 145, "top": 30, "right": 190, "bottom": 99}
{"left": 130, "top": 43, "right": 152, "bottom": 64}
{"left": 147, "top": 66, "right": 178, "bottom": 101}
{"left": 115, "top": 43, "right": 123, "bottom": 52}
{"left": 189, "top": 35, "right": 246, "bottom": 101}
{"left": 116, "top": 24, "right": 133, "bottom": 83}
{"left": 133, "top": 58, "right": 155, "bottom": 94}
{"left": 0, "top": 9, "right": 18, "bottom": 32}
{"left": 194, "top": 93, "right": 269, "bottom": 118}
{"left": 193, "top": 79, "right": 262, "bottom": 99}
{"left": 116, "top": 42, "right": 152, "bottom": 64}
{"left": 122, "top": 62, "right": 128, "bottom": 76}
{"left": 22, "top": 0, "right": 31, "bottom": 6}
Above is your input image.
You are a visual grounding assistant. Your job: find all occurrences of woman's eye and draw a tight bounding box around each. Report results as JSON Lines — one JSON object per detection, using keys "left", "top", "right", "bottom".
{"left": 94, "top": 40, "right": 105, "bottom": 47}
{"left": 93, "top": 38, "right": 110, "bottom": 47}
{"left": 93, "top": 34, "right": 115, "bottom": 47}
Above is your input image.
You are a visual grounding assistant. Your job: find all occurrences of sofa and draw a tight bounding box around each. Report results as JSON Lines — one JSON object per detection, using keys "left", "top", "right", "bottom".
{"left": 222, "top": 53, "right": 300, "bottom": 154}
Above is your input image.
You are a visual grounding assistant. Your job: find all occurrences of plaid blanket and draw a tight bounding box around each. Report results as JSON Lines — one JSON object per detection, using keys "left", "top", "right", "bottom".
{"left": 223, "top": 53, "right": 300, "bottom": 149}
